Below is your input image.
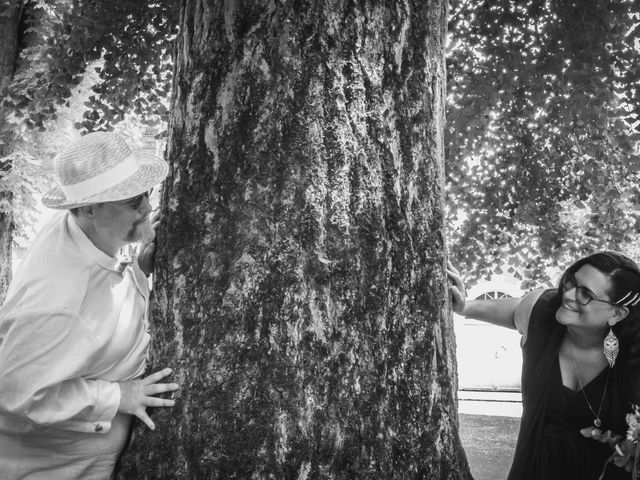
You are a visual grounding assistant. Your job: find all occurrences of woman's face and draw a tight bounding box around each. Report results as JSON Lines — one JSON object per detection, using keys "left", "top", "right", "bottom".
{"left": 555, "top": 264, "right": 620, "bottom": 332}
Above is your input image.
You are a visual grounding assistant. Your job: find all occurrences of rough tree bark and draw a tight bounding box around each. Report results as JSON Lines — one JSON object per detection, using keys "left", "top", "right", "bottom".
{"left": 0, "top": 0, "right": 22, "bottom": 300}
{"left": 122, "top": 1, "right": 472, "bottom": 478}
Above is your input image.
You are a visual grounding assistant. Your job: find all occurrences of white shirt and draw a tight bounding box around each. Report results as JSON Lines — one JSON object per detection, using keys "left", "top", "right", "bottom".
{"left": 0, "top": 212, "right": 150, "bottom": 478}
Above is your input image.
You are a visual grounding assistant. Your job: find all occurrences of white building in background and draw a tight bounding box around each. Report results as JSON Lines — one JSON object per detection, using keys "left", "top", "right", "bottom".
{"left": 454, "top": 274, "right": 528, "bottom": 417}
{"left": 454, "top": 275, "right": 525, "bottom": 391}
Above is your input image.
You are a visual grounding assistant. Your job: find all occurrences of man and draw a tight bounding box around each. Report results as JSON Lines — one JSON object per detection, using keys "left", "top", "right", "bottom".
{"left": 0, "top": 132, "right": 179, "bottom": 479}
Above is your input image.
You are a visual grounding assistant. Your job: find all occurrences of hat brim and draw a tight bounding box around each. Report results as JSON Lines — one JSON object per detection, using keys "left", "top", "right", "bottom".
{"left": 42, "top": 151, "right": 169, "bottom": 210}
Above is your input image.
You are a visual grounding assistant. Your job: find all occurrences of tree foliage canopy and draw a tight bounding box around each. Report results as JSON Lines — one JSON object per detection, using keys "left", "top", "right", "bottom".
{"left": 447, "top": 0, "right": 640, "bottom": 288}
{"left": 3, "top": 0, "right": 640, "bottom": 290}
{"left": 1, "top": 0, "right": 176, "bottom": 134}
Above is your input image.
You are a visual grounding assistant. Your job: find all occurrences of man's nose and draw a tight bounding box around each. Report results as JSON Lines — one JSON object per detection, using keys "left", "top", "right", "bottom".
{"left": 138, "top": 194, "right": 152, "bottom": 214}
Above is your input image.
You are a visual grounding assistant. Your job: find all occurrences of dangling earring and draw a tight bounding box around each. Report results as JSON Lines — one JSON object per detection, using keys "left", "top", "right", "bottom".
{"left": 604, "top": 327, "right": 619, "bottom": 368}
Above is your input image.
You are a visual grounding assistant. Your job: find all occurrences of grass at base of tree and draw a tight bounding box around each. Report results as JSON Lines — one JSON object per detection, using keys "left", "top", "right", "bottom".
{"left": 459, "top": 414, "right": 520, "bottom": 480}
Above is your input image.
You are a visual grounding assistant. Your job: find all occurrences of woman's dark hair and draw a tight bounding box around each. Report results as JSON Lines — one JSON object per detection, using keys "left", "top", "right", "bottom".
{"left": 558, "top": 251, "right": 640, "bottom": 404}
{"left": 558, "top": 251, "right": 640, "bottom": 306}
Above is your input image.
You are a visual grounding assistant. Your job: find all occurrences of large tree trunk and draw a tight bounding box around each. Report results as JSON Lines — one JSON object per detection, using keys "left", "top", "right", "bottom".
{"left": 122, "top": 1, "right": 471, "bottom": 478}
{"left": 0, "top": 0, "right": 22, "bottom": 300}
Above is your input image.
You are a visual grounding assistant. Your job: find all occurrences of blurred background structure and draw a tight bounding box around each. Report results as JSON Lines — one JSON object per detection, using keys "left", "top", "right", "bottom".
{"left": 455, "top": 276, "right": 527, "bottom": 480}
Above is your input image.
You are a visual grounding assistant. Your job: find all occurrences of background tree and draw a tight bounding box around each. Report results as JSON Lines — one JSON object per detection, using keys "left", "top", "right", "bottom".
{"left": 447, "top": 0, "right": 640, "bottom": 289}
{"left": 0, "top": 0, "right": 26, "bottom": 299}
{"left": 120, "top": 0, "right": 471, "bottom": 479}
{"left": 4, "top": 0, "right": 176, "bottom": 133}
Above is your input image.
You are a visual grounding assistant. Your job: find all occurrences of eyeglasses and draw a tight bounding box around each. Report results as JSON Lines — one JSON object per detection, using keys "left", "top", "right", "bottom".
{"left": 112, "top": 189, "right": 153, "bottom": 210}
{"left": 562, "top": 275, "right": 616, "bottom": 306}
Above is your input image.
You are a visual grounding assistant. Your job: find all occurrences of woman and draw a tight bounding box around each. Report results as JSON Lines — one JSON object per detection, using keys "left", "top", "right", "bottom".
{"left": 449, "top": 251, "right": 640, "bottom": 480}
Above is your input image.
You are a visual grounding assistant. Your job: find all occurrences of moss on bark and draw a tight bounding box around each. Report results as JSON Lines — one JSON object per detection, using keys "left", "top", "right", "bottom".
{"left": 120, "top": 1, "right": 472, "bottom": 479}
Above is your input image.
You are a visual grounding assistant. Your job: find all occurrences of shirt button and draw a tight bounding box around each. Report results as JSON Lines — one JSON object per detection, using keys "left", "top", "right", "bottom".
{"left": 95, "top": 424, "right": 103, "bottom": 432}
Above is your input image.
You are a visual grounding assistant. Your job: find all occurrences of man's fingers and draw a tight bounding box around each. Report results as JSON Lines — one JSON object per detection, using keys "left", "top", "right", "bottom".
{"left": 142, "top": 368, "right": 173, "bottom": 385}
{"left": 145, "top": 396, "right": 176, "bottom": 408}
{"left": 145, "top": 382, "right": 179, "bottom": 396}
{"left": 137, "top": 410, "right": 156, "bottom": 430}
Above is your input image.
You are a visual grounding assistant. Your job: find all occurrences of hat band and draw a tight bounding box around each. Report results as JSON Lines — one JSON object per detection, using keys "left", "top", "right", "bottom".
{"left": 61, "top": 156, "right": 140, "bottom": 202}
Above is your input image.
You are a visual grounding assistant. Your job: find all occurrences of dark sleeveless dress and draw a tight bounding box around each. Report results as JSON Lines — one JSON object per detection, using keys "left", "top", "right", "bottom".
{"left": 506, "top": 290, "right": 632, "bottom": 480}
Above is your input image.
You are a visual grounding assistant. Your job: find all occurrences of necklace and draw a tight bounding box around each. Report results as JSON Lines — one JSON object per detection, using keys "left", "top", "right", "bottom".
{"left": 569, "top": 345, "right": 610, "bottom": 428}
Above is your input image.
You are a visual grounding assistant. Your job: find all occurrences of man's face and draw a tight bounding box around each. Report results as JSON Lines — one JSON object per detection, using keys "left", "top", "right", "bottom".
{"left": 94, "top": 191, "right": 153, "bottom": 246}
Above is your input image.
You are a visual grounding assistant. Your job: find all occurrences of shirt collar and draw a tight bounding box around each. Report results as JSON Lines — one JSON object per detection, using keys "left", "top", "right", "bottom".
{"left": 66, "top": 212, "right": 131, "bottom": 273}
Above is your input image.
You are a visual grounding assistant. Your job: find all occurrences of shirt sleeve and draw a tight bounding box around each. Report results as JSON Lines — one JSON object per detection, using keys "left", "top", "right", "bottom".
{"left": 0, "top": 307, "right": 121, "bottom": 434}
{"left": 514, "top": 288, "right": 546, "bottom": 346}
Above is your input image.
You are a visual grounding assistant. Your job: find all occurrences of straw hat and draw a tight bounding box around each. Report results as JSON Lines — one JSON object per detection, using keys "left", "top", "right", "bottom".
{"left": 42, "top": 132, "right": 169, "bottom": 209}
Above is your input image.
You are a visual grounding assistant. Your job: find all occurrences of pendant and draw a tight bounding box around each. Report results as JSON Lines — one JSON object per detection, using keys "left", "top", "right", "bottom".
{"left": 594, "top": 418, "right": 602, "bottom": 428}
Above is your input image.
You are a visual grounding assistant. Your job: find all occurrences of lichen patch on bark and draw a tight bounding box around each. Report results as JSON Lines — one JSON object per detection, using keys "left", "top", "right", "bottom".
{"left": 120, "top": 1, "right": 470, "bottom": 479}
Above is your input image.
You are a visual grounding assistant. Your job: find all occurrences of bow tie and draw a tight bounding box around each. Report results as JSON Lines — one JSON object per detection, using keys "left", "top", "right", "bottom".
{"left": 116, "top": 247, "right": 136, "bottom": 274}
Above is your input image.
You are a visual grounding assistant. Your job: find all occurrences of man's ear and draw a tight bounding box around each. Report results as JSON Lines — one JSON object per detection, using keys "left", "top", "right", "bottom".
{"left": 610, "top": 305, "right": 629, "bottom": 326}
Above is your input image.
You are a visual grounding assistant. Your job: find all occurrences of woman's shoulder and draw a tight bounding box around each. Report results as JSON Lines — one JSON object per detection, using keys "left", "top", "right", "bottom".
{"left": 515, "top": 288, "right": 557, "bottom": 344}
